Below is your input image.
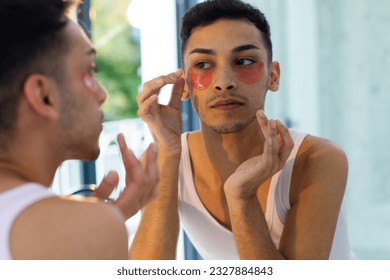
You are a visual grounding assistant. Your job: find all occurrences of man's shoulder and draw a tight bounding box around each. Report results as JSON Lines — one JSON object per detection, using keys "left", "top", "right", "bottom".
{"left": 184, "top": 130, "right": 202, "bottom": 139}
{"left": 185, "top": 130, "right": 203, "bottom": 148}
{"left": 293, "top": 134, "right": 348, "bottom": 181}
{"left": 11, "top": 196, "right": 128, "bottom": 259}
{"left": 33, "top": 195, "right": 125, "bottom": 223}
{"left": 57, "top": 196, "right": 126, "bottom": 225}
{"left": 299, "top": 134, "right": 347, "bottom": 161}
{"left": 290, "top": 134, "right": 348, "bottom": 201}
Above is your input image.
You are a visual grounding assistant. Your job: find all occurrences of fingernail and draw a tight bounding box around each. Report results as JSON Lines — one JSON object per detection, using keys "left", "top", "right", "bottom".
{"left": 174, "top": 69, "right": 183, "bottom": 76}
{"left": 270, "top": 120, "right": 276, "bottom": 129}
{"left": 105, "top": 171, "right": 116, "bottom": 184}
{"left": 275, "top": 120, "right": 283, "bottom": 127}
{"left": 258, "top": 110, "right": 266, "bottom": 118}
{"left": 169, "top": 70, "right": 182, "bottom": 79}
{"left": 267, "top": 137, "right": 273, "bottom": 146}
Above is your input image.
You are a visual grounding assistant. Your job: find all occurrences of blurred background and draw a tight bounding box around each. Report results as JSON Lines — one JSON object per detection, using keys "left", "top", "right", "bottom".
{"left": 52, "top": 0, "right": 390, "bottom": 259}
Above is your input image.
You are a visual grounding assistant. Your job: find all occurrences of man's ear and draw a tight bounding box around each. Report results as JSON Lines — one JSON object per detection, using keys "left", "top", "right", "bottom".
{"left": 23, "top": 74, "right": 59, "bottom": 120}
{"left": 179, "top": 70, "right": 191, "bottom": 101}
{"left": 181, "top": 83, "right": 191, "bottom": 101}
{"left": 267, "top": 61, "right": 281, "bottom": 92}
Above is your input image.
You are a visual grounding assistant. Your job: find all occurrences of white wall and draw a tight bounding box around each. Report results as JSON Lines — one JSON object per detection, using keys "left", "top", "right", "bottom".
{"left": 317, "top": 0, "right": 390, "bottom": 259}
{"left": 261, "top": 0, "right": 390, "bottom": 259}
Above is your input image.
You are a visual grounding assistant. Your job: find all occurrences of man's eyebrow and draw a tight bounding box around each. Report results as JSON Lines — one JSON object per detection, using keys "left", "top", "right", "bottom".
{"left": 189, "top": 44, "right": 260, "bottom": 55}
{"left": 232, "top": 44, "right": 260, "bottom": 53}
{"left": 86, "top": 47, "right": 96, "bottom": 56}
{"left": 189, "top": 48, "right": 216, "bottom": 55}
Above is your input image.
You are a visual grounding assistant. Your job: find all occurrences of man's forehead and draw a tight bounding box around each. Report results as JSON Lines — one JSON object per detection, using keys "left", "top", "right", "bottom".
{"left": 185, "top": 19, "right": 264, "bottom": 54}
{"left": 185, "top": 39, "right": 264, "bottom": 57}
{"left": 64, "top": 19, "right": 95, "bottom": 55}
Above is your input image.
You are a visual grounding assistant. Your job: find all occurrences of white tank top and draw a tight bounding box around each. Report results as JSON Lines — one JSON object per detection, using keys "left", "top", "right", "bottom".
{"left": 178, "top": 131, "right": 354, "bottom": 259}
{"left": 0, "top": 183, "right": 55, "bottom": 260}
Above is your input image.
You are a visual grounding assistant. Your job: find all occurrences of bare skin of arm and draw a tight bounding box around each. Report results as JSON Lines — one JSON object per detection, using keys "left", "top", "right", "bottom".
{"left": 130, "top": 70, "right": 185, "bottom": 259}
{"left": 9, "top": 132, "right": 160, "bottom": 260}
{"left": 130, "top": 152, "right": 180, "bottom": 259}
{"left": 278, "top": 136, "right": 348, "bottom": 259}
{"left": 11, "top": 197, "right": 129, "bottom": 260}
{"left": 225, "top": 111, "right": 348, "bottom": 259}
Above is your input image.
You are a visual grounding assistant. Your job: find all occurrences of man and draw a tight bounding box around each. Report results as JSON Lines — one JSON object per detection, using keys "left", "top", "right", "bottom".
{"left": 0, "top": 0, "right": 158, "bottom": 259}
{"left": 132, "top": 0, "right": 354, "bottom": 259}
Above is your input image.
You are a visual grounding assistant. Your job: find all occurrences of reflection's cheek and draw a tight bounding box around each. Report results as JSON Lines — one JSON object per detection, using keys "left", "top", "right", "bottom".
{"left": 235, "top": 61, "right": 265, "bottom": 84}
{"left": 188, "top": 68, "right": 213, "bottom": 90}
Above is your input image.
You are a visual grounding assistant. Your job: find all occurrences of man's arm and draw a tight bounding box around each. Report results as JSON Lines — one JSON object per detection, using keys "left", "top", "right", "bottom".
{"left": 129, "top": 70, "right": 185, "bottom": 259}
{"left": 130, "top": 152, "right": 180, "bottom": 259}
{"left": 226, "top": 195, "right": 283, "bottom": 259}
{"left": 279, "top": 137, "right": 348, "bottom": 259}
{"left": 225, "top": 114, "right": 348, "bottom": 259}
{"left": 224, "top": 112, "right": 293, "bottom": 259}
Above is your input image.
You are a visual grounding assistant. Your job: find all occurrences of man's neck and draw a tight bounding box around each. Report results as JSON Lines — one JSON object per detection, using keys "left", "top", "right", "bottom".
{"left": 0, "top": 160, "right": 33, "bottom": 192}
{"left": 0, "top": 149, "right": 58, "bottom": 192}
{"left": 197, "top": 119, "right": 265, "bottom": 182}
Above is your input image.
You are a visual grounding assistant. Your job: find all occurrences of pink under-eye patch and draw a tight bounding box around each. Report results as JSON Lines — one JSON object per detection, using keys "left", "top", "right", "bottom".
{"left": 235, "top": 61, "right": 265, "bottom": 84}
{"left": 81, "top": 73, "right": 99, "bottom": 93}
{"left": 188, "top": 68, "right": 213, "bottom": 90}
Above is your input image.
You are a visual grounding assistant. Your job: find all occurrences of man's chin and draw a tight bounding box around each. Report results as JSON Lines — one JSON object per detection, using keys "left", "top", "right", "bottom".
{"left": 77, "top": 148, "right": 100, "bottom": 162}
{"left": 209, "top": 116, "right": 259, "bottom": 134}
{"left": 210, "top": 123, "right": 246, "bottom": 134}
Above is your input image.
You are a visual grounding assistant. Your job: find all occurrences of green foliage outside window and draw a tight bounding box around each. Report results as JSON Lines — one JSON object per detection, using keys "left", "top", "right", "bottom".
{"left": 91, "top": 0, "right": 141, "bottom": 121}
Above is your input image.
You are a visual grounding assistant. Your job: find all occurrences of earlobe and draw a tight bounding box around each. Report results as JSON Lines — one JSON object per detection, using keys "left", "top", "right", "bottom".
{"left": 181, "top": 82, "right": 191, "bottom": 101}
{"left": 23, "top": 74, "right": 59, "bottom": 120}
{"left": 268, "top": 61, "right": 281, "bottom": 92}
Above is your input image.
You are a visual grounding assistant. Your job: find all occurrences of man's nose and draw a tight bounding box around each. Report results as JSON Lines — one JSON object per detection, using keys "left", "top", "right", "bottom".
{"left": 213, "top": 66, "right": 237, "bottom": 91}
{"left": 96, "top": 82, "right": 108, "bottom": 104}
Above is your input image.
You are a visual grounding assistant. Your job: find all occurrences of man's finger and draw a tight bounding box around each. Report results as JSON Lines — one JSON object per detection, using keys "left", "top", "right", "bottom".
{"left": 93, "top": 171, "right": 119, "bottom": 199}
{"left": 117, "top": 133, "right": 138, "bottom": 171}
{"left": 136, "top": 76, "right": 165, "bottom": 107}
{"left": 137, "top": 71, "right": 183, "bottom": 107}
{"left": 256, "top": 110, "right": 273, "bottom": 139}
{"left": 276, "top": 120, "right": 294, "bottom": 163}
{"left": 169, "top": 77, "right": 185, "bottom": 110}
{"left": 137, "top": 94, "right": 169, "bottom": 134}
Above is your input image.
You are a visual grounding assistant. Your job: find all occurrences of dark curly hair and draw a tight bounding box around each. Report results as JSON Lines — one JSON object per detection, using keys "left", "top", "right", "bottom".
{"left": 180, "top": 0, "right": 273, "bottom": 62}
{"left": 0, "top": 0, "right": 77, "bottom": 144}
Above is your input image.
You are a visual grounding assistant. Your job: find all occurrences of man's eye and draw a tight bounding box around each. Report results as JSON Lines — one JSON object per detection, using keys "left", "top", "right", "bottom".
{"left": 87, "top": 64, "right": 99, "bottom": 75}
{"left": 237, "top": 58, "right": 255, "bottom": 66}
{"left": 195, "top": 61, "right": 211, "bottom": 69}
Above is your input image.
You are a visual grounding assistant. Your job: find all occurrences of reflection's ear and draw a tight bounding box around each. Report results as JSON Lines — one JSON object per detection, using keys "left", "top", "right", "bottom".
{"left": 267, "top": 61, "right": 281, "bottom": 92}
{"left": 23, "top": 74, "right": 59, "bottom": 120}
{"left": 181, "top": 82, "right": 191, "bottom": 101}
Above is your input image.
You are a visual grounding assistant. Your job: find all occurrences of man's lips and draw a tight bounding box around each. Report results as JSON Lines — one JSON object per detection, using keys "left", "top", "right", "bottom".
{"left": 210, "top": 99, "right": 244, "bottom": 110}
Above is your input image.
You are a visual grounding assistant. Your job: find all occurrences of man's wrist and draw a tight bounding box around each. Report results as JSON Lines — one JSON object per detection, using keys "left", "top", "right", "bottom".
{"left": 224, "top": 179, "right": 261, "bottom": 200}
{"left": 157, "top": 146, "right": 182, "bottom": 160}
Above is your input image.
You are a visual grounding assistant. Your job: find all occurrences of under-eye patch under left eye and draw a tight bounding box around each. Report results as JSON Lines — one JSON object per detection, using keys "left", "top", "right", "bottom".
{"left": 81, "top": 72, "right": 99, "bottom": 93}
{"left": 188, "top": 68, "right": 213, "bottom": 90}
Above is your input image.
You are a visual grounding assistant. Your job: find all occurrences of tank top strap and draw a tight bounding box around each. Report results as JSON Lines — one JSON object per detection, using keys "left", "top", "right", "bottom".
{"left": 0, "top": 183, "right": 55, "bottom": 260}
{"left": 266, "top": 130, "right": 308, "bottom": 225}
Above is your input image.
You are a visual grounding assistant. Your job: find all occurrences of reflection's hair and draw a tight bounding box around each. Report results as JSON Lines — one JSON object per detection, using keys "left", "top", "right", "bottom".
{"left": 180, "top": 0, "right": 272, "bottom": 62}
